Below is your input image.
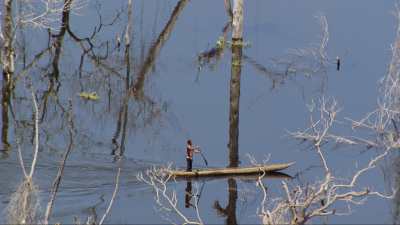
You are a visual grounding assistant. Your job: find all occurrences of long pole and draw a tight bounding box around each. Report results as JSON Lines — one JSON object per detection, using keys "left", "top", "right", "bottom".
{"left": 199, "top": 152, "right": 208, "bottom": 167}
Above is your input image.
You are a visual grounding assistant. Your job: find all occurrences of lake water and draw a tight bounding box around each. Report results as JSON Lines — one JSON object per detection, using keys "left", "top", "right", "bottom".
{"left": 0, "top": 0, "right": 398, "bottom": 224}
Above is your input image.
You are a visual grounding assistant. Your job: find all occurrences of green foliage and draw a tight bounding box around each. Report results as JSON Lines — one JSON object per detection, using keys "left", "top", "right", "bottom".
{"left": 216, "top": 36, "right": 225, "bottom": 50}
{"left": 78, "top": 92, "right": 100, "bottom": 101}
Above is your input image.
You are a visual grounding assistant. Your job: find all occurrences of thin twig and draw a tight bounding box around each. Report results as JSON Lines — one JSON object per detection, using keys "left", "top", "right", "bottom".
{"left": 28, "top": 90, "right": 39, "bottom": 178}
{"left": 43, "top": 101, "right": 75, "bottom": 224}
{"left": 99, "top": 167, "right": 121, "bottom": 225}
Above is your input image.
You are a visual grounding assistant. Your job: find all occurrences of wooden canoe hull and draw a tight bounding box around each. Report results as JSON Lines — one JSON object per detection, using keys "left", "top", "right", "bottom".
{"left": 168, "top": 162, "right": 294, "bottom": 177}
{"left": 172, "top": 171, "right": 293, "bottom": 181}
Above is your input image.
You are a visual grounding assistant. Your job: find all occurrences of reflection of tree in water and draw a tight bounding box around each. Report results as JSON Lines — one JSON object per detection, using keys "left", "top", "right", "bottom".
{"left": 197, "top": 14, "right": 330, "bottom": 94}
{"left": 3, "top": 0, "right": 187, "bottom": 158}
{"left": 214, "top": 178, "right": 238, "bottom": 225}
{"left": 393, "top": 155, "right": 400, "bottom": 224}
{"left": 1, "top": 80, "right": 12, "bottom": 152}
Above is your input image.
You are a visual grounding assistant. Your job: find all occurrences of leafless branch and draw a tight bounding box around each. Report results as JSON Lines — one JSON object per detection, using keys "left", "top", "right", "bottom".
{"left": 289, "top": 97, "right": 342, "bottom": 173}
{"left": 98, "top": 167, "right": 121, "bottom": 225}
{"left": 260, "top": 98, "right": 396, "bottom": 225}
{"left": 345, "top": 5, "right": 400, "bottom": 150}
{"left": 43, "top": 100, "right": 75, "bottom": 224}
{"left": 270, "top": 14, "right": 330, "bottom": 78}
{"left": 16, "top": 138, "right": 28, "bottom": 178}
{"left": 17, "top": 0, "right": 88, "bottom": 30}
{"left": 28, "top": 90, "right": 39, "bottom": 178}
{"left": 6, "top": 87, "right": 41, "bottom": 224}
{"left": 137, "top": 166, "right": 203, "bottom": 225}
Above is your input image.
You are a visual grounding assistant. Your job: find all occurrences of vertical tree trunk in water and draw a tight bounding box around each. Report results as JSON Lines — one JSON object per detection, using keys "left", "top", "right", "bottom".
{"left": 226, "top": 178, "right": 238, "bottom": 225}
{"left": 228, "top": 45, "right": 242, "bottom": 167}
{"left": 1, "top": 0, "right": 14, "bottom": 151}
{"left": 232, "top": 0, "right": 243, "bottom": 40}
{"left": 1, "top": 84, "right": 11, "bottom": 151}
{"left": 213, "top": 179, "right": 238, "bottom": 225}
{"left": 228, "top": 0, "right": 243, "bottom": 167}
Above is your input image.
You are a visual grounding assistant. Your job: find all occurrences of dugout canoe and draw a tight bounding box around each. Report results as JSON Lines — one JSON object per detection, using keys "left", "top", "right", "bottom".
{"left": 168, "top": 162, "right": 294, "bottom": 178}
{"left": 172, "top": 171, "right": 293, "bottom": 181}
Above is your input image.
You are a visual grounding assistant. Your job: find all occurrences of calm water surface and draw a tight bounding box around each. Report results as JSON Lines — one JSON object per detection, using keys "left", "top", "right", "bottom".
{"left": 0, "top": 0, "right": 397, "bottom": 224}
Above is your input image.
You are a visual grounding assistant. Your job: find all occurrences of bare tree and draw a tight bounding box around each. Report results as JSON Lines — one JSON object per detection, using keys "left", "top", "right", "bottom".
{"left": 17, "top": 0, "right": 87, "bottom": 30}
{"left": 6, "top": 89, "right": 41, "bottom": 224}
{"left": 137, "top": 166, "right": 204, "bottom": 225}
{"left": 257, "top": 98, "right": 395, "bottom": 225}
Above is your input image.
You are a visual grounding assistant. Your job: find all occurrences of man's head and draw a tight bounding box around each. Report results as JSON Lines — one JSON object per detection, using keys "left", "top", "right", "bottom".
{"left": 187, "top": 139, "right": 192, "bottom": 145}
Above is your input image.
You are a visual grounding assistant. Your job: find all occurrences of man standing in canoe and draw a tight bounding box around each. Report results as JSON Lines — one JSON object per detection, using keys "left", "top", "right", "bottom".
{"left": 186, "top": 139, "right": 200, "bottom": 171}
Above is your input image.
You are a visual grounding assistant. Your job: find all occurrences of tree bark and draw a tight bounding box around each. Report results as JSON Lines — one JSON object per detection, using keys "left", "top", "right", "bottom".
{"left": 2, "top": 0, "right": 14, "bottom": 81}
{"left": 1, "top": 0, "right": 14, "bottom": 151}
{"left": 228, "top": 44, "right": 242, "bottom": 167}
{"left": 228, "top": 0, "right": 244, "bottom": 167}
{"left": 232, "top": 0, "right": 243, "bottom": 40}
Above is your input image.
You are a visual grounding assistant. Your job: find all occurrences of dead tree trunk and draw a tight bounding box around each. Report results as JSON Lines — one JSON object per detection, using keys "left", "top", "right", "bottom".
{"left": 232, "top": 0, "right": 243, "bottom": 41}
{"left": 2, "top": 0, "right": 14, "bottom": 81}
{"left": 228, "top": 0, "right": 244, "bottom": 168}
{"left": 228, "top": 45, "right": 242, "bottom": 167}
{"left": 1, "top": 0, "right": 14, "bottom": 151}
{"left": 1, "top": 81, "right": 11, "bottom": 151}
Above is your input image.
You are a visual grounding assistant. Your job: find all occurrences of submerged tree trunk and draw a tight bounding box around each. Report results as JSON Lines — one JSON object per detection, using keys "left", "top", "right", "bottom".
{"left": 1, "top": 0, "right": 14, "bottom": 151}
{"left": 228, "top": 44, "right": 242, "bottom": 167}
{"left": 228, "top": 0, "right": 244, "bottom": 168}
{"left": 1, "top": 81, "right": 11, "bottom": 151}
{"left": 213, "top": 178, "right": 238, "bottom": 225}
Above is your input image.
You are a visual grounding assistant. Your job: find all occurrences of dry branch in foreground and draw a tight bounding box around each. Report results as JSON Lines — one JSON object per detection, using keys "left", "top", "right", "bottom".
{"left": 258, "top": 98, "right": 395, "bottom": 225}
{"left": 137, "top": 166, "right": 203, "bottom": 225}
{"left": 6, "top": 89, "right": 40, "bottom": 224}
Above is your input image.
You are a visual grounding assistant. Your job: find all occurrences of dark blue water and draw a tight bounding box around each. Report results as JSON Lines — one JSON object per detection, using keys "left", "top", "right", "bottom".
{"left": 0, "top": 0, "right": 397, "bottom": 224}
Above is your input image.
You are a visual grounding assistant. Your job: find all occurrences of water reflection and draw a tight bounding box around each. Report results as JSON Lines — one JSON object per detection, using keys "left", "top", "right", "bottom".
{"left": 1, "top": 77, "right": 12, "bottom": 152}
{"left": 1, "top": 0, "right": 391, "bottom": 223}
{"left": 50, "top": 0, "right": 74, "bottom": 80}
{"left": 393, "top": 156, "right": 400, "bottom": 224}
{"left": 132, "top": 0, "right": 189, "bottom": 99}
{"left": 184, "top": 181, "right": 193, "bottom": 208}
{"left": 214, "top": 178, "right": 238, "bottom": 225}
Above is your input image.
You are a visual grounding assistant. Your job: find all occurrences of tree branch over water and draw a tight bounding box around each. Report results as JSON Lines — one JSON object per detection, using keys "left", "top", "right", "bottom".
{"left": 137, "top": 166, "right": 204, "bottom": 225}
{"left": 258, "top": 98, "right": 396, "bottom": 225}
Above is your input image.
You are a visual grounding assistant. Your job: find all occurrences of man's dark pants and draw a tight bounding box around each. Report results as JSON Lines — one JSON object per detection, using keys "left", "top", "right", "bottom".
{"left": 186, "top": 158, "right": 192, "bottom": 172}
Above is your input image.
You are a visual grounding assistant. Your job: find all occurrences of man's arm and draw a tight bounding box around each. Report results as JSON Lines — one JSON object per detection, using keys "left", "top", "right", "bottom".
{"left": 194, "top": 146, "right": 201, "bottom": 153}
